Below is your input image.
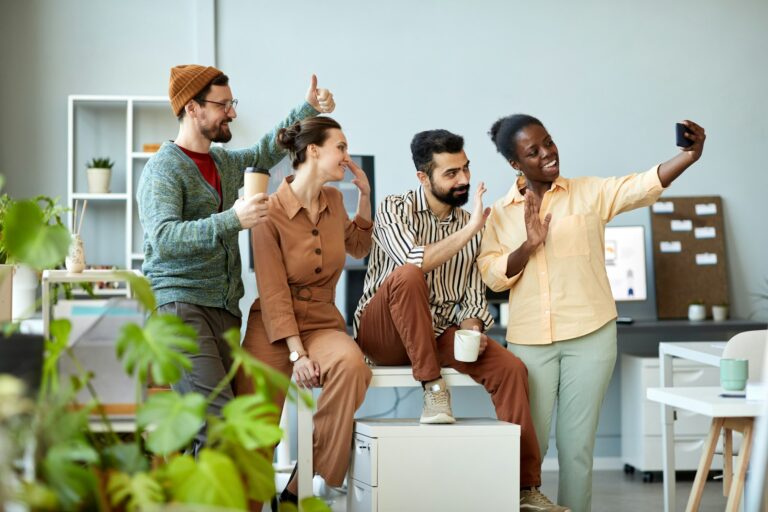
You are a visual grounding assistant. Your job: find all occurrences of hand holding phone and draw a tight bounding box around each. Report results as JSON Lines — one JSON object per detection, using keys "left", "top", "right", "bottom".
{"left": 676, "top": 122, "right": 694, "bottom": 148}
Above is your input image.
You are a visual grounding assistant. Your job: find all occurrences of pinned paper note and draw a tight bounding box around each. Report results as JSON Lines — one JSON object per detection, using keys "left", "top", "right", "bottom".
{"left": 671, "top": 219, "right": 693, "bottom": 232}
{"left": 696, "top": 253, "right": 718, "bottom": 265}
{"left": 695, "top": 203, "right": 717, "bottom": 215}
{"left": 660, "top": 241, "right": 682, "bottom": 253}
{"left": 652, "top": 201, "right": 674, "bottom": 214}
{"left": 694, "top": 227, "right": 716, "bottom": 239}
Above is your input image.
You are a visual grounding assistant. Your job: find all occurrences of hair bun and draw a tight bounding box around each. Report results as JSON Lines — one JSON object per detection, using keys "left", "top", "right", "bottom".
{"left": 277, "top": 124, "right": 302, "bottom": 151}
{"left": 488, "top": 119, "right": 502, "bottom": 144}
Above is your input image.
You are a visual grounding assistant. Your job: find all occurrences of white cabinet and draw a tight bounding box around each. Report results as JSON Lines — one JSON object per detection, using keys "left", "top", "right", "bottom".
{"left": 621, "top": 354, "right": 720, "bottom": 477}
{"left": 347, "top": 418, "right": 520, "bottom": 512}
{"left": 67, "top": 95, "right": 176, "bottom": 275}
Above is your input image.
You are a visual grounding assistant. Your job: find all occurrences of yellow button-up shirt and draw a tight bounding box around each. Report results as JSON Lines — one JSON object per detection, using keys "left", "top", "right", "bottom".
{"left": 478, "top": 166, "right": 664, "bottom": 345}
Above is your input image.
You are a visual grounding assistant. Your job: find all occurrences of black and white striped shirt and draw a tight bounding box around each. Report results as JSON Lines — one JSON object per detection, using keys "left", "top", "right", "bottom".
{"left": 353, "top": 186, "right": 494, "bottom": 337}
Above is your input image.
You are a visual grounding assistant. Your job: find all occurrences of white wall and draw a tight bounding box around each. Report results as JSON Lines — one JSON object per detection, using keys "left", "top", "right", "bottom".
{"left": 1, "top": 0, "right": 202, "bottom": 197}
{"left": 218, "top": 0, "right": 768, "bottom": 320}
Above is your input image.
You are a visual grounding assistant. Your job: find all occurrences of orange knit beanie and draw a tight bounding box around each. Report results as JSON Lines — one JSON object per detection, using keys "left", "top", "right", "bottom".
{"left": 169, "top": 64, "right": 224, "bottom": 116}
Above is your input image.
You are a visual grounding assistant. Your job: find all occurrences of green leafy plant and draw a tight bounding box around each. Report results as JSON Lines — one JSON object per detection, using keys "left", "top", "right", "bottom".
{"left": 30, "top": 281, "right": 323, "bottom": 511}
{"left": 86, "top": 158, "right": 115, "bottom": 170}
{"left": 1, "top": 193, "right": 70, "bottom": 268}
{"left": 0, "top": 190, "right": 92, "bottom": 309}
{"left": 1, "top": 187, "right": 329, "bottom": 511}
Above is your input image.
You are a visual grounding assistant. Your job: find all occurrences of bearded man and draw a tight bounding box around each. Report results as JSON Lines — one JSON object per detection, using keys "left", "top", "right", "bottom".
{"left": 137, "top": 65, "right": 334, "bottom": 450}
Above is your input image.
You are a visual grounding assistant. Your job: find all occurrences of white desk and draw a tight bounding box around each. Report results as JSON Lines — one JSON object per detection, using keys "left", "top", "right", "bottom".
{"left": 41, "top": 269, "right": 140, "bottom": 338}
{"left": 648, "top": 386, "right": 763, "bottom": 511}
{"left": 648, "top": 386, "right": 762, "bottom": 419}
{"left": 658, "top": 342, "right": 725, "bottom": 512}
{"left": 295, "top": 367, "right": 480, "bottom": 511}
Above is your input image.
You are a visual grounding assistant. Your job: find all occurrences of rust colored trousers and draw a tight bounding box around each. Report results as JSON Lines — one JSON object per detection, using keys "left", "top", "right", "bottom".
{"left": 356, "top": 264, "right": 542, "bottom": 487}
{"left": 236, "top": 296, "right": 372, "bottom": 489}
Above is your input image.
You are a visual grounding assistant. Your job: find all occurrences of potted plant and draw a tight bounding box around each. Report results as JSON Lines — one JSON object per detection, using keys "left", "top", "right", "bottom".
{"left": 712, "top": 301, "right": 729, "bottom": 322}
{"left": 86, "top": 157, "right": 115, "bottom": 194}
{"left": 0, "top": 189, "right": 72, "bottom": 320}
{"left": 687, "top": 299, "right": 707, "bottom": 321}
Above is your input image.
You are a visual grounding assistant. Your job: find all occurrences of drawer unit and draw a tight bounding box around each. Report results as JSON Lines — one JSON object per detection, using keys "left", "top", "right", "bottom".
{"left": 621, "top": 354, "right": 720, "bottom": 472}
{"left": 347, "top": 418, "right": 520, "bottom": 512}
{"left": 622, "top": 433, "right": 723, "bottom": 472}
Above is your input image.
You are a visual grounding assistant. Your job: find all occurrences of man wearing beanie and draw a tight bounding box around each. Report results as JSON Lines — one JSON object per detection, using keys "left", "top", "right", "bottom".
{"left": 137, "top": 65, "right": 335, "bottom": 450}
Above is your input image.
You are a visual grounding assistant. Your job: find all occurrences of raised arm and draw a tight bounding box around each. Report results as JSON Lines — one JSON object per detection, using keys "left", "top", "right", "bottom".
{"left": 226, "top": 75, "right": 337, "bottom": 178}
{"left": 420, "top": 183, "right": 490, "bottom": 273}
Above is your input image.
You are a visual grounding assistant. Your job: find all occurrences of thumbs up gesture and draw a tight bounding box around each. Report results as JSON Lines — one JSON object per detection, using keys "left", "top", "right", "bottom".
{"left": 305, "top": 74, "right": 335, "bottom": 113}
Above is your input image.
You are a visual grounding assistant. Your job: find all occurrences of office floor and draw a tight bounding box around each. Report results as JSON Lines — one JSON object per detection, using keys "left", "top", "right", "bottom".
{"left": 303, "top": 470, "right": 729, "bottom": 511}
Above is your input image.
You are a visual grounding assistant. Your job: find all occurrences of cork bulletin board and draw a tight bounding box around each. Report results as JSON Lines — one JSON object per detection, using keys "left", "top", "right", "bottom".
{"left": 650, "top": 196, "right": 728, "bottom": 319}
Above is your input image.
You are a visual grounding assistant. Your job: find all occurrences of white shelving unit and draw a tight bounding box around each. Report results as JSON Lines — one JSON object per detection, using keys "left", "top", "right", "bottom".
{"left": 66, "top": 95, "right": 176, "bottom": 272}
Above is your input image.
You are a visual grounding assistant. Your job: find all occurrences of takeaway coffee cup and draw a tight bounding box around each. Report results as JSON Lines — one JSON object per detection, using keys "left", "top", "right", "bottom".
{"left": 720, "top": 358, "right": 748, "bottom": 392}
{"left": 244, "top": 167, "right": 270, "bottom": 198}
{"left": 454, "top": 329, "right": 481, "bottom": 362}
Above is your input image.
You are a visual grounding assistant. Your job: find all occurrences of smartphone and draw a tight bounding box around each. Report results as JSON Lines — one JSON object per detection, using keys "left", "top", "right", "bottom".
{"left": 676, "top": 123, "right": 694, "bottom": 148}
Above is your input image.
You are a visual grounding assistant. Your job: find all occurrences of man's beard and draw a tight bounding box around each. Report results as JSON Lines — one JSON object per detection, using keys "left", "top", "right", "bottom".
{"left": 430, "top": 179, "right": 470, "bottom": 207}
{"left": 201, "top": 119, "right": 233, "bottom": 143}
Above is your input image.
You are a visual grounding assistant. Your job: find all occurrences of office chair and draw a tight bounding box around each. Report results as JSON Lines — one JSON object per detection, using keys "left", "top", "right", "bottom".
{"left": 745, "top": 330, "right": 768, "bottom": 511}
{"left": 722, "top": 329, "right": 767, "bottom": 383}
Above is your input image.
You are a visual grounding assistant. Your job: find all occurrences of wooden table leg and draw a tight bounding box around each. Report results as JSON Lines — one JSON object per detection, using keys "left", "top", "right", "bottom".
{"left": 723, "top": 427, "right": 732, "bottom": 497}
{"left": 725, "top": 418, "right": 754, "bottom": 512}
{"left": 687, "top": 418, "right": 724, "bottom": 512}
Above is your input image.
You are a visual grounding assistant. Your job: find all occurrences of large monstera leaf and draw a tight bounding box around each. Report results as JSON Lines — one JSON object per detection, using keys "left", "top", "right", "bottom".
{"left": 116, "top": 313, "right": 198, "bottom": 386}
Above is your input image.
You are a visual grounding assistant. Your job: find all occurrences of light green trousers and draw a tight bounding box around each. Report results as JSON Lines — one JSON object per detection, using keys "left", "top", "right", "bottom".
{"left": 507, "top": 320, "right": 617, "bottom": 512}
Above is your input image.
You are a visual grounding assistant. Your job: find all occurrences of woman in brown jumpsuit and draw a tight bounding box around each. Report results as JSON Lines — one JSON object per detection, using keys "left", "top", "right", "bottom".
{"left": 235, "top": 116, "right": 373, "bottom": 506}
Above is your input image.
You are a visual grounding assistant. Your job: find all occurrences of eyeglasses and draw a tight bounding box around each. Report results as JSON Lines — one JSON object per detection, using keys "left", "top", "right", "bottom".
{"left": 199, "top": 98, "right": 238, "bottom": 114}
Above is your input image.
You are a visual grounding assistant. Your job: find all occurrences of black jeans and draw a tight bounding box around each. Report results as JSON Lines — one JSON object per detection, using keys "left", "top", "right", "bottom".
{"left": 157, "top": 302, "right": 241, "bottom": 447}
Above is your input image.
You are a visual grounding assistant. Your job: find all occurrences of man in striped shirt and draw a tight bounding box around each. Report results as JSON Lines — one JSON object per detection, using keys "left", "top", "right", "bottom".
{"left": 354, "top": 130, "right": 565, "bottom": 510}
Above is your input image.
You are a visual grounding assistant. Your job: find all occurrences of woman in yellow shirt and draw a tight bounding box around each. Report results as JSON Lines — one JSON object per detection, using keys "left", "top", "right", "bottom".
{"left": 477, "top": 114, "right": 705, "bottom": 512}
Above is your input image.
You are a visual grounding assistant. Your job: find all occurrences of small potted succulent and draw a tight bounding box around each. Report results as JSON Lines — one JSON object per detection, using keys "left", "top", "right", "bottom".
{"left": 86, "top": 157, "right": 115, "bottom": 194}
{"left": 687, "top": 299, "right": 707, "bottom": 321}
{"left": 712, "top": 301, "right": 729, "bottom": 322}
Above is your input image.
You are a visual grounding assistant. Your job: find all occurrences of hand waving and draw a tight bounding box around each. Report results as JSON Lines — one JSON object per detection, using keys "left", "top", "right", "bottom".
{"left": 306, "top": 74, "right": 335, "bottom": 113}
{"left": 523, "top": 190, "right": 551, "bottom": 248}
{"left": 469, "top": 181, "right": 491, "bottom": 233}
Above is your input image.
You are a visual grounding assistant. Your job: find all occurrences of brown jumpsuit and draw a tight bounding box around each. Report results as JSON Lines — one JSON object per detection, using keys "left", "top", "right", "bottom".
{"left": 235, "top": 177, "right": 372, "bottom": 487}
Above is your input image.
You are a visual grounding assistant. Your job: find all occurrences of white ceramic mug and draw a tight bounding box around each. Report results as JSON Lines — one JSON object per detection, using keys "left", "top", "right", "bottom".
{"left": 454, "top": 329, "right": 481, "bottom": 362}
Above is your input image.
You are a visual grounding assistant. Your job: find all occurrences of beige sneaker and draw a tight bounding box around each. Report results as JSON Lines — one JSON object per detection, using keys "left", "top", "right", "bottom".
{"left": 520, "top": 488, "right": 571, "bottom": 511}
{"left": 420, "top": 377, "right": 456, "bottom": 424}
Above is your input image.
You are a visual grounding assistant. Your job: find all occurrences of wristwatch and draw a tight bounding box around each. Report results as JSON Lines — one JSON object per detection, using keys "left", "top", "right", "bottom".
{"left": 289, "top": 350, "right": 307, "bottom": 363}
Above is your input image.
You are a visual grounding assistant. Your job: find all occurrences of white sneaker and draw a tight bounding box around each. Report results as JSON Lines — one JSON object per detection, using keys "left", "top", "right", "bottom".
{"left": 419, "top": 377, "right": 456, "bottom": 424}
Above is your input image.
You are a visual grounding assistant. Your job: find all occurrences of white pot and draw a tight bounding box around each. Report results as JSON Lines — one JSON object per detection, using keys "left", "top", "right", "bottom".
{"left": 0, "top": 264, "right": 12, "bottom": 322}
{"left": 11, "top": 264, "right": 37, "bottom": 321}
{"left": 687, "top": 304, "right": 707, "bottom": 322}
{"left": 86, "top": 167, "right": 112, "bottom": 193}
{"left": 712, "top": 305, "right": 728, "bottom": 322}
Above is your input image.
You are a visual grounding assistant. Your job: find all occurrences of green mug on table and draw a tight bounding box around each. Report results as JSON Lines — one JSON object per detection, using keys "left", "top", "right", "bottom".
{"left": 720, "top": 358, "right": 748, "bottom": 392}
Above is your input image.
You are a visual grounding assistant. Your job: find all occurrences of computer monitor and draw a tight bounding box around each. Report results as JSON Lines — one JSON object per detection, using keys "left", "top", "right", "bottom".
{"left": 604, "top": 225, "right": 647, "bottom": 301}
